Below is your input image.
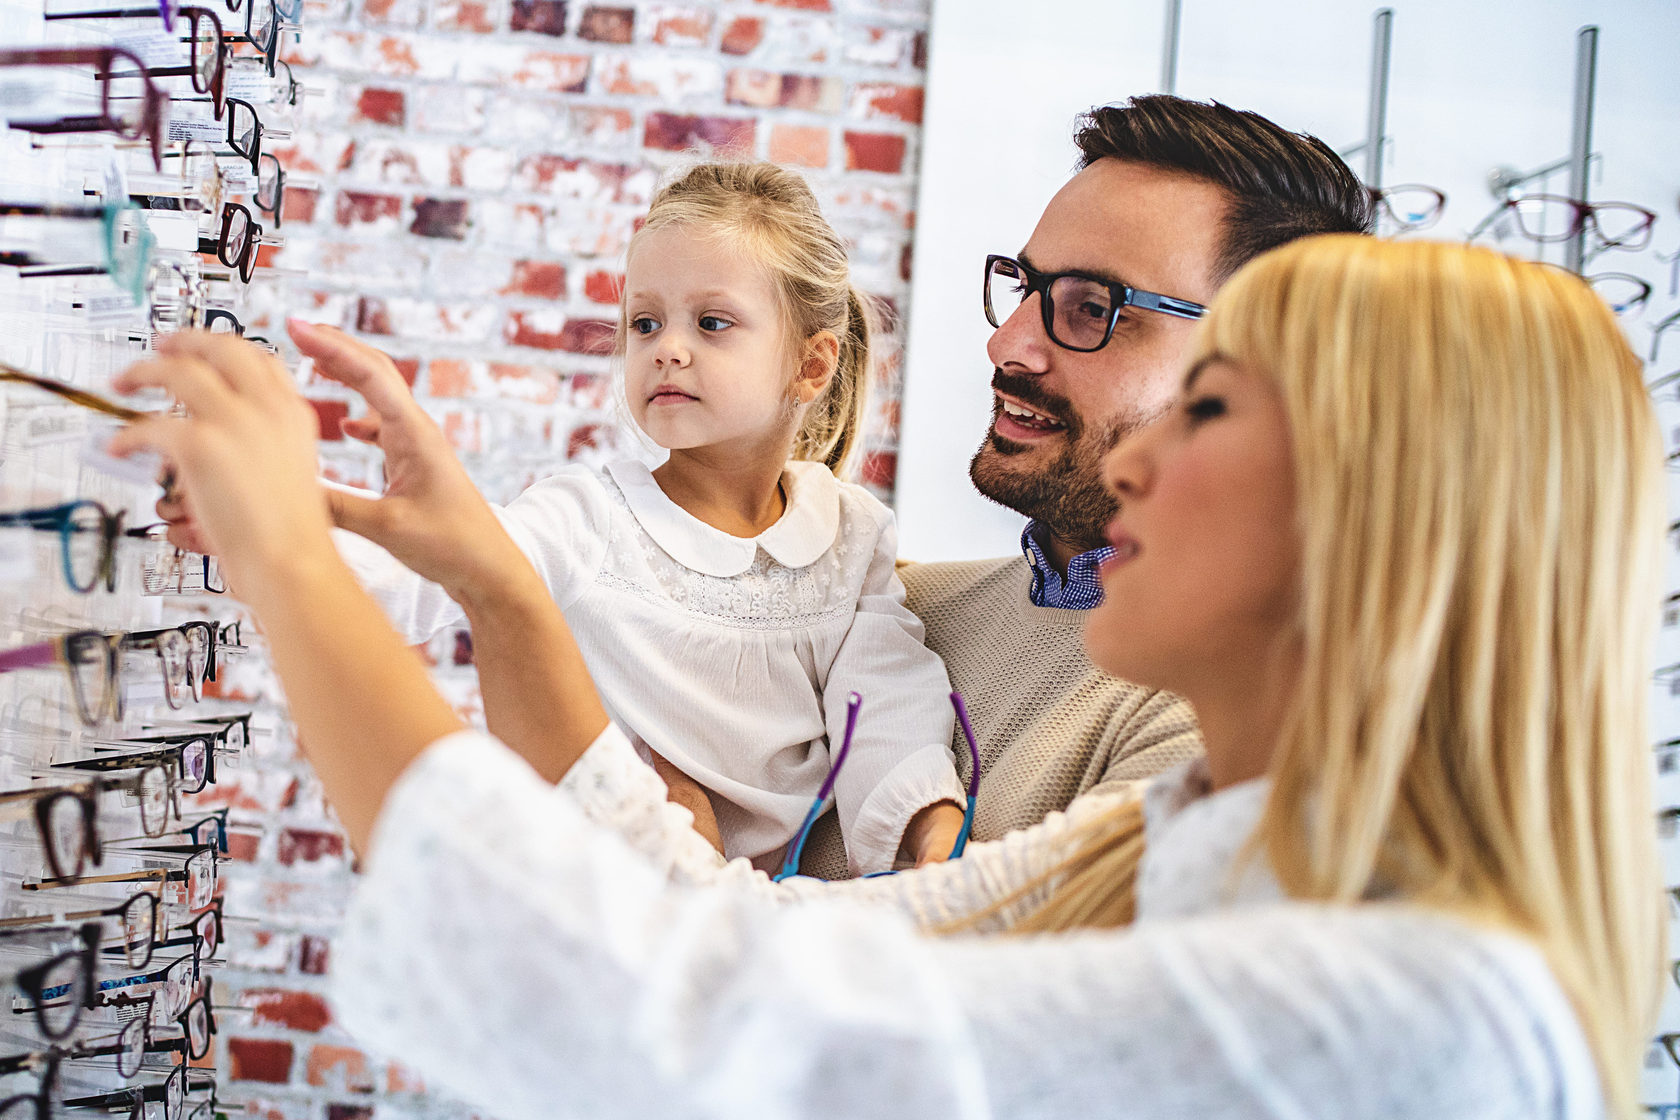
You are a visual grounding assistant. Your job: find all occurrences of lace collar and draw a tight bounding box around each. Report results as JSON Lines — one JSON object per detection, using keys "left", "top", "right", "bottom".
{"left": 1135, "top": 757, "right": 1282, "bottom": 922}
{"left": 603, "top": 459, "right": 841, "bottom": 578}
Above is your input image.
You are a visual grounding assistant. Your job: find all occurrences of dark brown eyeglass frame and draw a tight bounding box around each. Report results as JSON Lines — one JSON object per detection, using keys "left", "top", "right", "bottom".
{"left": 983, "top": 253, "right": 1207, "bottom": 354}
{"left": 0, "top": 47, "right": 165, "bottom": 170}
{"left": 195, "top": 202, "right": 260, "bottom": 282}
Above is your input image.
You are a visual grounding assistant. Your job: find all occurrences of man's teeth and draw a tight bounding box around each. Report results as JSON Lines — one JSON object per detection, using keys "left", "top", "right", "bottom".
{"left": 1000, "top": 400, "right": 1063, "bottom": 427}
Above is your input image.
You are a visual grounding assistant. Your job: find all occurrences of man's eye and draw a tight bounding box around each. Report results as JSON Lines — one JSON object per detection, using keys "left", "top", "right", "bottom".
{"left": 630, "top": 316, "right": 660, "bottom": 335}
{"left": 698, "top": 315, "right": 732, "bottom": 332}
{"left": 1075, "top": 300, "right": 1112, "bottom": 322}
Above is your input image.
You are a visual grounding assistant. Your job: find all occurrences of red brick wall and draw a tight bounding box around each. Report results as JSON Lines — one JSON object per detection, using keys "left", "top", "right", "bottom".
{"left": 216, "top": 4, "right": 927, "bottom": 1117}
{"left": 252, "top": 0, "right": 928, "bottom": 505}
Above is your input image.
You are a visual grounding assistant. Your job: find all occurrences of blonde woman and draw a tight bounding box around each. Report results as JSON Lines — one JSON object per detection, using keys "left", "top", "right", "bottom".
{"left": 113, "top": 235, "right": 1663, "bottom": 1119}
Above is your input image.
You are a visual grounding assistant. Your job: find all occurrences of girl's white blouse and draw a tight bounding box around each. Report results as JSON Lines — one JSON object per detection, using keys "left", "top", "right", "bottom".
{"left": 331, "top": 724, "right": 1606, "bottom": 1120}
{"left": 335, "top": 458, "right": 964, "bottom": 874}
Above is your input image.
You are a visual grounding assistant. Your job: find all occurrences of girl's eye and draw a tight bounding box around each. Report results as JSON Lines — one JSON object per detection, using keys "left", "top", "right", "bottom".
{"left": 698, "top": 315, "right": 732, "bottom": 332}
{"left": 1184, "top": 396, "right": 1226, "bottom": 424}
{"left": 630, "top": 316, "right": 660, "bottom": 335}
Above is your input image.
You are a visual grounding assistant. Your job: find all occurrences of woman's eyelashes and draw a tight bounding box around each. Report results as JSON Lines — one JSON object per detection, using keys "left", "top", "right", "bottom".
{"left": 1183, "top": 394, "right": 1227, "bottom": 424}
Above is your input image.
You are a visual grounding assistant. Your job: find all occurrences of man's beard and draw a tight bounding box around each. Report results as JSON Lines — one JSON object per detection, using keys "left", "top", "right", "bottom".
{"left": 968, "top": 370, "right": 1141, "bottom": 552}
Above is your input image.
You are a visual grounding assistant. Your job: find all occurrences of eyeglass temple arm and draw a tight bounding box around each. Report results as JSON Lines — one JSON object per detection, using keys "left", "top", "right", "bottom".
{"left": 0, "top": 642, "right": 58, "bottom": 674}
{"left": 1128, "top": 291, "right": 1206, "bottom": 320}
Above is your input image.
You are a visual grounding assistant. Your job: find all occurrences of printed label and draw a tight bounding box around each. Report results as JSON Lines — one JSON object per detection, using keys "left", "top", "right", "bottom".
{"left": 0, "top": 529, "right": 39, "bottom": 583}
{"left": 80, "top": 291, "right": 143, "bottom": 327}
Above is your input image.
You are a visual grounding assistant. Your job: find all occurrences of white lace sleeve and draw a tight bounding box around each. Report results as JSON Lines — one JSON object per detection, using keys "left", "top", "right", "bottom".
{"left": 821, "top": 501, "right": 966, "bottom": 875}
{"left": 558, "top": 722, "right": 1119, "bottom": 930}
{"left": 333, "top": 730, "right": 1600, "bottom": 1120}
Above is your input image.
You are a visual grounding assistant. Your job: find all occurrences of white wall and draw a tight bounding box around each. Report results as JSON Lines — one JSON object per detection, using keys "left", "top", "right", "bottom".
{"left": 897, "top": 0, "right": 1680, "bottom": 561}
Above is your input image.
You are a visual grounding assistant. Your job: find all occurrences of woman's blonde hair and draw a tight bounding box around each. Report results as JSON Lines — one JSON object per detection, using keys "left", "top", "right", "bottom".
{"left": 621, "top": 161, "right": 873, "bottom": 478}
{"left": 1005, "top": 237, "right": 1665, "bottom": 1114}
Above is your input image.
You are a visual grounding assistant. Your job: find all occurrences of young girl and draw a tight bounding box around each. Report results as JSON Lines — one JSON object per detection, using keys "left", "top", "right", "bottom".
{"left": 334, "top": 162, "right": 967, "bottom": 876}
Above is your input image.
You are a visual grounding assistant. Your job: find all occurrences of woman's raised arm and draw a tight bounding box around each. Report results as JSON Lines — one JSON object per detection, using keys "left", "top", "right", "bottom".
{"left": 110, "top": 330, "right": 606, "bottom": 848}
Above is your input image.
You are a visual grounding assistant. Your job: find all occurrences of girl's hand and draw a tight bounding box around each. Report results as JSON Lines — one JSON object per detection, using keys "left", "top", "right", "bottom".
{"left": 647, "top": 752, "right": 724, "bottom": 856}
{"left": 287, "top": 319, "right": 533, "bottom": 607}
{"left": 110, "top": 332, "right": 336, "bottom": 595}
{"left": 903, "top": 801, "right": 967, "bottom": 867}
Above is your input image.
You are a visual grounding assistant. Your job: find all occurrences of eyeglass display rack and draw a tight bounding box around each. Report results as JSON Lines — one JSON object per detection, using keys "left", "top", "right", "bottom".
{"left": 0, "top": 0, "right": 301, "bottom": 1114}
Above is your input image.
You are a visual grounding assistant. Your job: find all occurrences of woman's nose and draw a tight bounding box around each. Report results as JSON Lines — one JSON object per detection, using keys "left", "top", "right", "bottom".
{"left": 1105, "top": 426, "right": 1157, "bottom": 502}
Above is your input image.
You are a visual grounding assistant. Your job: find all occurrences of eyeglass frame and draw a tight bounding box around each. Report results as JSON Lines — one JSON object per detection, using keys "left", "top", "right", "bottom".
{"left": 0, "top": 780, "right": 102, "bottom": 883}
{"left": 0, "top": 200, "right": 155, "bottom": 303}
{"left": 0, "top": 889, "right": 162, "bottom": 970}
{"left": 0, "top": 630, "right": 126, "bottom": 727}
{"left": 982, "top": 253, "right": 1208, "bottom": 353}
{"left": 3, "top": 923, "right": 97, "bottom": 1041}
{"left": 1366, "top": 183, "right": 1447, "bottom": 233}
{"left": 0, "top": 47, "right": 166, "bottom": 171}
{"left": 1466, "top": 193, "right": 1657, "bottom": 251}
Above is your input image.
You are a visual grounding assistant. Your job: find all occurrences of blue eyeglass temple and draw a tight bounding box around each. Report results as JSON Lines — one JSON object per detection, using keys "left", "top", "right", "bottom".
{"left": 774, "top": 690, "right": 982, "bottom": 883}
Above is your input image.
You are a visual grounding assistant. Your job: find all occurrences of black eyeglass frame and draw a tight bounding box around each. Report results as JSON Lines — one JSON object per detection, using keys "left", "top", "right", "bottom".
{"left": 982, "top": 253, "right": 1207, "bottom": 353}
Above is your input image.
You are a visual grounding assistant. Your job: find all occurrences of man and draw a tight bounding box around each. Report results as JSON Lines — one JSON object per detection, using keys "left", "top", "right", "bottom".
{"left": 798, "top": 95, "right": 1373, "bottom": 877}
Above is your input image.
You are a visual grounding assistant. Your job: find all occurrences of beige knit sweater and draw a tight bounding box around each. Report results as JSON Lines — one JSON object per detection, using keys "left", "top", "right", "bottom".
{"left": 797, "top": 555, "right": 1204, "bottom": 879}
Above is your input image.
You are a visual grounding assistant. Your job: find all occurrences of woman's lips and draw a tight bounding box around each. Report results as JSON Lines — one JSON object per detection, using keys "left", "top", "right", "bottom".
{"left": 1100, "top": 522, "right": 1140, "bottom": 575}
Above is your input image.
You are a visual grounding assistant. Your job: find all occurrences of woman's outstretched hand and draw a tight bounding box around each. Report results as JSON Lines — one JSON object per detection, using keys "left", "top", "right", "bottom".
{"left": 286, "top": 319, "right": 531, "bottom": 607}
{"left": 110, "top": 332, "right": 336, "bottom": 596}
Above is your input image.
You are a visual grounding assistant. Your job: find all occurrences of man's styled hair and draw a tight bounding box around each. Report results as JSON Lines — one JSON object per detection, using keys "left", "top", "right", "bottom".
{"left": 1074, "top": 95, "right": 1375, "bottom": 280}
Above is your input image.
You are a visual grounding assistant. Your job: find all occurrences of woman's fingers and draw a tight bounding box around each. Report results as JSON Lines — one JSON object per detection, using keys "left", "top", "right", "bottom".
{"left": 108, "top": 413, "right": 192, "bottom": 463}
{"left": 112, "top": 356, "right": 236, "bottom": 422}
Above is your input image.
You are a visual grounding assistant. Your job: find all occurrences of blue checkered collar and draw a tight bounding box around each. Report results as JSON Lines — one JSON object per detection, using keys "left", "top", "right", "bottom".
{"left": 1020, "top": 521, "right": 1113, "bottom": 610}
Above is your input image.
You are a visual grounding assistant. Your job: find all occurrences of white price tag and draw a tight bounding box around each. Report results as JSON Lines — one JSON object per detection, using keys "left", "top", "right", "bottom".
{"left": 143, "top": 211, "right": 201, "bottom": 253}
{"left": 80, "top": 291, "right": 143, "bottom": 327}
{"left": 78, "top": 423, "right": 160, "bottom": 485}
{"left": 0, "top": 529, "right": 39, "bottom": 584}
{"left": 224, "top": 70, "right": 273, "bottom": 101}
{"left": 166, "top": 116, "right": 224, "bottom": 144}
{"left": 17, "top": 407, "right": 88, "bottom": 448}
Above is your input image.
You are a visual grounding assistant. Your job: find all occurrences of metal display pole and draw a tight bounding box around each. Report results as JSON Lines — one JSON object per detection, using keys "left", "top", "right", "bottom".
{"left": 1161, "top": 0, "right": 1182, "bottom": 94}
{"left": 1564, "top": 25, "right": 1598, "bottom": 274}
{"left": 1364, "top": 8, "right": 1394, "bottom": 189}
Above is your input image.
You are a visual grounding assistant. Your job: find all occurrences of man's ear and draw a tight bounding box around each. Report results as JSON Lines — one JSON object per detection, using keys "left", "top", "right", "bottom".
{"left": 794, "top": 331, "right": 840, "bottom": 405}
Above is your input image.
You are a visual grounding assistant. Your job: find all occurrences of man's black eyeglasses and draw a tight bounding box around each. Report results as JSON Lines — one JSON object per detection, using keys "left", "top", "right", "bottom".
{"left": 983, "top": 254, "right": 1207, "bottom": 353}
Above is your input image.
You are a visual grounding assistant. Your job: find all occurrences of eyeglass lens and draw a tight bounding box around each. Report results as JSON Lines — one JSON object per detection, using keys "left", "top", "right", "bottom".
{"left": 985, "top": 257, "right": 1116, "bottom": 351}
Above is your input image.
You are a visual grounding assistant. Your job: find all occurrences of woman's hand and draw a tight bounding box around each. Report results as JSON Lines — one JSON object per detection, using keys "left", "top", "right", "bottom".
{"left": 286, "top": 320, "right": 535, "bottom": 607}
{"left": 110, "top": 332, "right": 337, "bottom": 597}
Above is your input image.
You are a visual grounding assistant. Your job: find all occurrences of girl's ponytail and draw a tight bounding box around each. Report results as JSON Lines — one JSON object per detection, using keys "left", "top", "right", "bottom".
{"left": 792, "top": 284, "right": 872, "bottom": 478}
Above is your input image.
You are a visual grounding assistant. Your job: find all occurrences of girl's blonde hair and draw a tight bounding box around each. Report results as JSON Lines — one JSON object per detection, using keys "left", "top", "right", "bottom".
{"left": 1004, "top": 236, "right": 1665, "bottom": 1115}
{"left": 622, "top": 161, "right": 872, "bottom": 478}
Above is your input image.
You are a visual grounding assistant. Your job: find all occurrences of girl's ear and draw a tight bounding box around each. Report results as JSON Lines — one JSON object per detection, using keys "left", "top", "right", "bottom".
{"left": 794, "top": 331, "right": 840, "bottom": 404}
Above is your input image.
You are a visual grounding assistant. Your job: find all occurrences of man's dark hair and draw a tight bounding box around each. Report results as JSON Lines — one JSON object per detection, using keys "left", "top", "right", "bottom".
{"left": 1074, "top": 95, "right": 1375, "bottom": 281}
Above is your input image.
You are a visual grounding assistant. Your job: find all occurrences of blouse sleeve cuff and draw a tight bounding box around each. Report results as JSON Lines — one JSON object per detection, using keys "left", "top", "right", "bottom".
{"left": 842, "top": 744, "right": 968, "bottom": 877}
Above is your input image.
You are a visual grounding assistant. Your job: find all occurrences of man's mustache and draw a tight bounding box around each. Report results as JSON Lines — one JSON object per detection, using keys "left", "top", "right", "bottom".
{"left": 990, "top": 370, "right": 1080, "bottom": 436}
